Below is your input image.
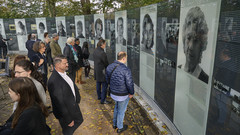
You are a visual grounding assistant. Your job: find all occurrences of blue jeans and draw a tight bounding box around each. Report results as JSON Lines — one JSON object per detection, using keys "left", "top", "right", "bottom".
{"left": 113, "top": 97, "right": 130, "bottom": 129}
{"left": 96, "top": 81, "right": 108, "bottom": 103}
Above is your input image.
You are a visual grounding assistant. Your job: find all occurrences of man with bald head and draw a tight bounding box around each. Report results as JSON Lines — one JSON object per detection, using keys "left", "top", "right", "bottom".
{"left": 106, "top": 51, "right": 134, "bottom": 133}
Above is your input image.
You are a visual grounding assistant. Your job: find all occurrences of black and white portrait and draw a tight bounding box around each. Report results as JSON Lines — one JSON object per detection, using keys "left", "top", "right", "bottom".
{"left": 179, "top": 6, "right": 209, "bottom": 84}
{"left": 76, "top": 21, "right": 85, "bottom": 38}
{"left": 15, "top": 19, "right": 27, "bottom": 51}
{"left": 39, "top": 22, "right": 45, "bottom": 34}
{"left": 128, "top": 19, "right": 140, "bottom": 47}
{"left": 57, "top": 21, "right": 66, "bottom": 36}
{"left": 116, "top": 17, "right": 126, "bottom": 45}
{"left": 106, "top": 20, "right": 111, "bottom": 39}
{"left": 17, "top": 21, "right": 26, "bottom": 35}
{"left": 141, "top": 14, "right": 154, "bottom": 55}
{"left": 95, "top": 18, "right": 103, "bottom": 40}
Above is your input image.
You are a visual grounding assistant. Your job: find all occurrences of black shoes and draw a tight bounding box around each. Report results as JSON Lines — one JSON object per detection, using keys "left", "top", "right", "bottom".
{"left": 100, "top": 100, "right": 112, "bottom": 104}
{"left": 113, "top": 125, "right": 117, "bottom": 129}
{"left": 117, "top": 125, "right": 128, "bottom": 133}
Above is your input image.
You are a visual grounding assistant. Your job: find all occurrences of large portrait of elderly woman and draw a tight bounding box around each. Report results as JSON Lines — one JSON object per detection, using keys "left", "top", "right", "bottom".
{"left": 178, "top": 6, "right": 210, "bottom": 84}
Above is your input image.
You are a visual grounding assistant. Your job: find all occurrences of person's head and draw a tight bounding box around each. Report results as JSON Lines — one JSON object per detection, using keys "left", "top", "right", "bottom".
{"left": 141, "top": 14, "right": 154, "bottom": 49}
{"left": 33, "top": 41, "right": 46, "bottom": 54}
{"left": 53, "top": 55, "right": 68, "bottom": 73}
{"left": 44, "top": 32, "right": 49, "bottom": 38}
{"left": 14, "top": 59, "right": 41, "bottom": 79}
{"left": 75, "top": 38, "right": 80, "bottom": 45}
{"left": 12, "top": 55, "right": 26, "bottom": 77}
{"left": 95, "top": 19, "right": 103, "bottom": 39}
{"left": 117, "top": 17, "right": 124, "bottom": 37}
{"left": 66, "top": 37, "right": 75, "bottom": 45}
{"left": 83, "top": 41, "right": 89, "bottom": 48}
{"left": 77, "top": 21, "right": 83, "bottom": 35}
{"left": 39, "top": 22, "right": 45, "bottom": 33}
{"left": 182, "top": 6, "right": 208, "bottom": 71}
{"left": 97, "top": 38, "right": 106, "bottom": 49}
{"left": 117, "top": 51, "right": 127, "bottom": 64}
{"left": 52, "top": 33, "right": 59, "bottom": 40}
{"left": 31, "top": 33, "right": 36, "bottom": 40}
{"left": 9, "top": 77, "right": 48, "bottom": 128}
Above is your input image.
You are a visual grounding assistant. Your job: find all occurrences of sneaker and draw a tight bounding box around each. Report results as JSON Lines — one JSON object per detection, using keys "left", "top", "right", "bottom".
{"left": 100, "top": 100, "right": 112, "bottom": 104}
{"left": 117, "top": 125, "right": 128, "bottom": 133}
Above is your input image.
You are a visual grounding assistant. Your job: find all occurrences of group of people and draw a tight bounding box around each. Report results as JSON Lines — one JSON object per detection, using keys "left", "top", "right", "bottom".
{"left": 0, "top": 31, "right": 135, "bottom": 134}
{"left": 93, "top": 39, "right": 134, "bottom": 133}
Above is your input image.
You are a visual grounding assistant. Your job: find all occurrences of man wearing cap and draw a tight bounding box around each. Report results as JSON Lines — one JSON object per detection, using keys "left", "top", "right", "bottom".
{"left": 50, "top": 33, "right": 62, "bottom": 59}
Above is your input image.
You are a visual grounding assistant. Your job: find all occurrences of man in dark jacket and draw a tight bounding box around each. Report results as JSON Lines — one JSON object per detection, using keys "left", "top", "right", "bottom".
{"left": 106, "top": 51, "right": 134, "bottom": 133}
{"left": 48, "top": 55, "right": 83, "bottom": 135}
{"left": 25, "top": 33, "right": 37, "bottom": 61}
{"left": 0, "top": 34, "right": 11, "bottom": 59}
{"left": 74, "top": 38, "right": 85, "bottom": 84}
{"left": 63, "top": 37, "right": 79, "bottom": 82}
{"left": 93, "top": 39, "right": 110, "bottom": 104}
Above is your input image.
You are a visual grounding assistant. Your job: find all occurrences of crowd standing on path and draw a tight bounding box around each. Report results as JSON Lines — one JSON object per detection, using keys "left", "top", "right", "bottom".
{"left": 0, "top": 31, "right": 135, "bottom": 134}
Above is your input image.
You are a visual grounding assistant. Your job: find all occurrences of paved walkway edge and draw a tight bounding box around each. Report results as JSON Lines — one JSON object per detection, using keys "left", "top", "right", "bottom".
{"left": 134, "top": 84, "right": 180, "bottom": 135}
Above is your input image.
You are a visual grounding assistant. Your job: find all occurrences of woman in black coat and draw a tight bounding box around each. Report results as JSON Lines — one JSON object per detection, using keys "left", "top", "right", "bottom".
{"left": 82, "top": 41, "right": 91, "bottom": 78}
{"left": 31, "top": 41, "right": 48, "bottom": 89}
{"left": 8, "top": 77, "right": 49, "bottom": 135}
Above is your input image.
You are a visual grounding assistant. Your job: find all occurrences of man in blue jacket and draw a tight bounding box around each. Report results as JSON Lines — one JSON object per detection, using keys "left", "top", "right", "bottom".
{"left": 106, "top": 51, "right": 134, "bottom": 133}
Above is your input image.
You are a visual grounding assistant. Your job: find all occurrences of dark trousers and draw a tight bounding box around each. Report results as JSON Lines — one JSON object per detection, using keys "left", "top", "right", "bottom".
{"left": 59, "top": 118, "right": 81, "bottom": 135}
{"left": 96, "top": 81, "right": 108, "bottom": 103}
{"left": 0, "top": 46, "right": 7, "bottom": 58}
{"left": 84, "top": 65, "right": 91, "bottom": 77}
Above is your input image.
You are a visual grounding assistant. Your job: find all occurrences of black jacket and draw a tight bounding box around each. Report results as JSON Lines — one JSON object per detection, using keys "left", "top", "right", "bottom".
{"left": 31, "top": 52, "right": 48, "bottom": 75}
{"left": 45, "top": 43, "right": 53, "bottom": 66}
{"left": 74, "top": 44, "right": 84, "bottom": 67}
{"left": 93, "top": 46, "right": 109, "bottom": 82}
{"left": 63, "top": 44, "right": 79, "bottom": 73}
{"left": 106, "top": 60, "right": 134, "bottom": 96}
{"left": 25, "top": 40, "right": 36, "bottom": 61}
{"left": 11, "top": 105, "right": 49, "bottom": 135}
{"left": 82, "top": 46, "right": 90, "bottom": 59}
{"left": 48, "top": 70, "right": 83, "bottom": 126}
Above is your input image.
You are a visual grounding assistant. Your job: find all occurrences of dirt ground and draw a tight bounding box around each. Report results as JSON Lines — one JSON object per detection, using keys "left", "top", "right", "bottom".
{"left": 0, "top": 54, "right": 160, "bottom": 135}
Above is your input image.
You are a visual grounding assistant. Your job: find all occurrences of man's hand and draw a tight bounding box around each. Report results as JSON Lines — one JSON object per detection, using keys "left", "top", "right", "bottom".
{"left": 129, "top": 94, "right": 133, "bottom": 98}
{"left": 68, "top": 121, "right": 74, "bottom": 127}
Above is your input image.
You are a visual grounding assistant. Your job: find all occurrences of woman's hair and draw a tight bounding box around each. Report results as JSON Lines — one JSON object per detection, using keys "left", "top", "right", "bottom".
{"left": 97, "top": 39, "right": 106, "bottom": 47}
{"left": 27, "top": 34, "right": 31, "bottom": 40}
{"left": 15, "top": 60, "right": 43, "bottom": 85}
{"left": 44, "top": 32, "right": 48, "bottom": 38}
{"left": 82, "top": 41, "right": 89, "bottom": 49}
{"left": 12, "top": 55, "right": 26, "bottom": 78}
{"left": 9, "top": 77, "right": 48, "bottom": 128}
{"left": 33, "top": 41, "right": 45, "bottom": 52}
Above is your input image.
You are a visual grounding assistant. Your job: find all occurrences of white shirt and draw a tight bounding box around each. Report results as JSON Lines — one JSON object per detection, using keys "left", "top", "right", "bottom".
{"left": 57, "top": 71, "right": 76, "bottom": 98}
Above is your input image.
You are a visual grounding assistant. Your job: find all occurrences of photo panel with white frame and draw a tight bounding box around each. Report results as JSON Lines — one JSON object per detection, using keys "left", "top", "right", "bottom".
{"left": 139, "top": 4, "right": 157, "bottom": 99}
{"left": 36, "top": 17, "right": 47, "bottom": 41}
{"left": 14, "top": 19, "right": 27, "bottom": 51}
{"left": 75, "top": 15, "right": 86, "bottom": 47}
{"left": 115, "top": 10, "right": 127, "bottom": 57}
{"left": 174, "top": 0, "right": 222, "bottom": 135}
{"left": 56, "top": 17, "right": 67, "bottom": 52}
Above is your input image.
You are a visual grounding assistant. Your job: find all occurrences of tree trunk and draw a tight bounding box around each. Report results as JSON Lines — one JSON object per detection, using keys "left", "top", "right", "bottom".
{"left": 46, "top": 0, "right": 56, "bottom": 17}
